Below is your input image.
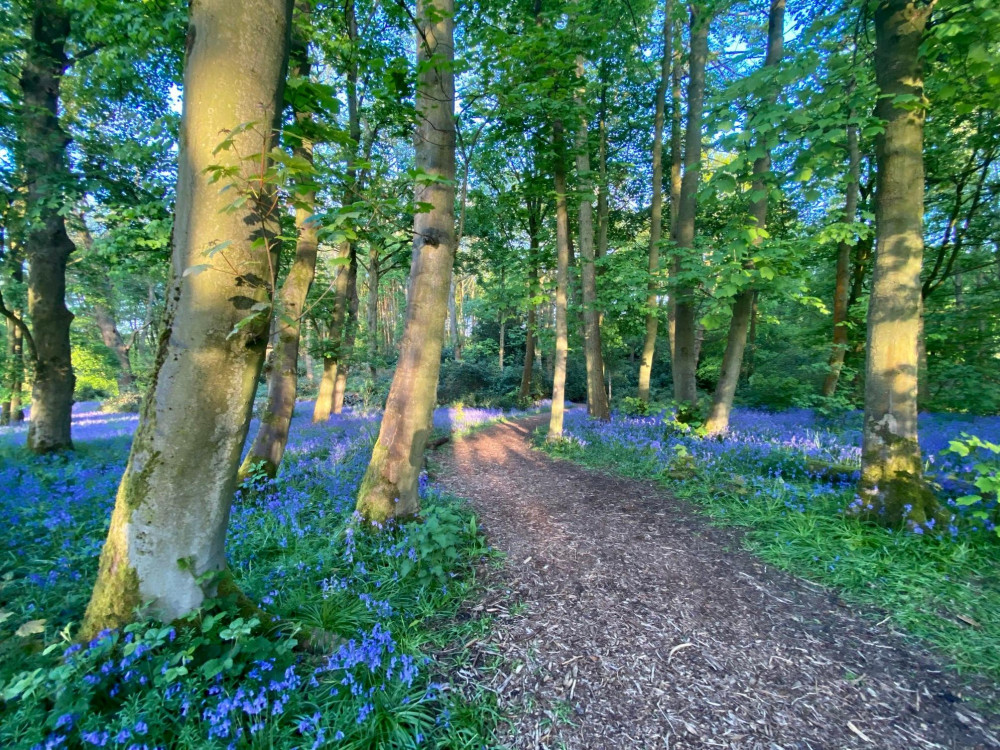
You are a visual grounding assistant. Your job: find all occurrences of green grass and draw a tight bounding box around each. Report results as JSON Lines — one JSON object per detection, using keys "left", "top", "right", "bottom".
{"left": 538, "top": 428, "right": 1000, "bottom": 687}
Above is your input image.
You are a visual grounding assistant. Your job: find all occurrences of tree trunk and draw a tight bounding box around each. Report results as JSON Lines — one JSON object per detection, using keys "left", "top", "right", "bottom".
{"left": 519, "top": 225, "right": 540, "bottom": 401}
{"left": 239, "top": 6, "right": 319, "bottom": 480}
{"left": 448, "top": 274, "right": 459, "bottom": 358}
{"left": 367, "top": 243, "right": 380, "bottom": 378}
{"left": 82, "top": 0, "right": 293, "bottom": 636}
{"left": 21, "top": 2, "right": 76, "bottom": 453}
{"left": 355, "top": 0, "right": 454, "bottom": 524}
{"left": 667, "top": 21, "right": 683, "bottom": 363}
{"left": 859, "top": 0, "right": 936, "bottom": 526}
{"left": 638, "top": 2, "right": 672, "bottom": 404}
{"left": 93, "top": 302, "right": 135, "bottom": 394}
{"left": 822, "top": 103, "right": 861, "bottom": 397}
{"left": 575, "top": 57, "right": 611, "bottom": 421}
{"left": 740, "top": 291, "right": 758, "bottom": 383}
{"left": 671, "top": 4, "right": 710, "bottom": 417}
{"left": 333, "top": 244, "right": 359, "bottom": 414}
{"left": 704, "top": 0, "right": 784, "bottom": 435}
{"left": 548, "top": 119, "right": 571, "bottom": 440}
{"left": 312, "top": 242, "right": 351, "bottom": 422}
{"left": 4, "top": 254, "right": 25, "bottom": 424}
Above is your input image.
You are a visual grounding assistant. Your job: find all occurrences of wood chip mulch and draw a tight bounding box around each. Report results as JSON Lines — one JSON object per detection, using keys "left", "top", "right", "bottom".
{"left": 430, "top": 414, "right": 1000, "bottom": 749}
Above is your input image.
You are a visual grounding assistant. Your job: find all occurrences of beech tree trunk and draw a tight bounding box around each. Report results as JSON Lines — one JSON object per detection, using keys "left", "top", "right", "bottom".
{"left": 355, "top": 0, "right": 455, "bottom": 524}
{"left": 704, "top": 0, "right": 785, "bottom": 435}
{"left": 3, "top": 253, "right": 25, "bottom": 424}
{"left": 312, "top": 242, "right": 352, "bottom": 422}
{"left": 367, "top": 243, "right": 380, "bottom": 377}
{"left": 93, "top": 301, "right": 135, "bottom": 394}
{"left": 667, "top": 26, "right": 683, "bottom": 362}
{"left": 859, "top": 0, "right": 937, "bottom": 526}
{"left": 21, "top": 2, "right": 76, "bottom": 453}
{"left": 548, "top": 120, "right": 571, "bottom": 440}
{"left": 82, "top": 0, "right": 293, "bottom": 635}
{"left": 240, "top": 5, "right": 319, "bottom": 480}
{"left": 575, "top": 56, "right": 610, "bottom": 420}
{"left": 638, "top": 2, "right": 671, "bottom": 404}
{"left": 519, "top": 224, "right": 540, "bottom": 401}
{"left": 333, "top": 245, "right": 359, "bottom": 414}
{"left": 671, "top": 4, "right": 710, "bottom": 416}
{"left": 822, "top": 101, "right": 861, "bottom": 398}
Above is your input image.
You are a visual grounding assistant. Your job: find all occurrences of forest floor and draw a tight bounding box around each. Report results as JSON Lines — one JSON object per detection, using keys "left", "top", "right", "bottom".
{"left": 431, "top": 413, "right": 1000, "bottom": 750}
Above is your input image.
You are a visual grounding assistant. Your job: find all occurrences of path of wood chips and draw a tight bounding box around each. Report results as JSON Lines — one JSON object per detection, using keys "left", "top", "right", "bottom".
{"left": 432, "top": 415, "right": 1000, "bottom": 750}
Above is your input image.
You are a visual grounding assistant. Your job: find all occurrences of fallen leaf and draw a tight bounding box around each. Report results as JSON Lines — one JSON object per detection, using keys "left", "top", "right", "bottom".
{"left": 956, "top": 614, "right": 981, "bottom": 628}
{"left": 15, "top": 619, "right": 46, "bottom": 637}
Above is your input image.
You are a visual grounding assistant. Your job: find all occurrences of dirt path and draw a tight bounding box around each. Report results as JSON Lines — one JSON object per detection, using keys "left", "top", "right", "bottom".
{"left": 432, "top": 415, "right": 1000, "bottom": 750}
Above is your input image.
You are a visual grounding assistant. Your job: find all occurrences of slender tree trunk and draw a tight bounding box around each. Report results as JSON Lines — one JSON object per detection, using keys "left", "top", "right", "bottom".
{"left": 822, "top": 104, "right": 861, "bottom": 397}
{"left": 597, "top": 85, "right": 610, "bottom": 262}
{"left": 575, "top": 57, "right": 611, "bottom": 420}
{"left": 93, "top": 301, "right": 135, "bottom": 393}
{"left": 498, "top": 312, "right": 505, "bottom": 371}
{"left": 355, "top": 0, "right": 454, "bottom": 524}
{"left": 448, "top": 274, "right": 459, "bottom": 358}
{"left": 667, "top": 23, "right": 683, "bottom": 363}
{"left": 671, "top": 4, "right": 710, "bottom": 417}
{"left": 859, "top": 0, "right": 936, "bottom": 526}
{"left": 704, "top": 0, "right": 785, "bottom": 435}
{"left": 519, "top": 224, "right": 540, "bottom": 401}
{"left": 740, "top": 291, "right": 758, "bottom": 383}
{"left": 239, "top": 6, "right": 319, "bottom": 479}
{"left": 312, "top": 242, "right": 351, "bottom": 422}
{"left": 82, "top": 0, "right": 293, "bottom": 636}
{"left": 4, "top": 253, "right": 25, "bottom": 424}
{"left": 21, "top": 3, "right": 76, "bottom": 453}
{"left": 333, "top": 245, "right": 358, "bottom": 413}
{"left": 638, "top": 2, "right": 672, "bottom": 404}
{"left": 548, "top": 120, "right": 572, "bottom": 439}
{"left": 367, "top": 244, "right": 379, "bottom": 378}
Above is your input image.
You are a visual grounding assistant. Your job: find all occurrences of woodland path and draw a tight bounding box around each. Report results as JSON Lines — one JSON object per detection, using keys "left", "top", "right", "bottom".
{"left": 431, "top": 414, "right": 1000, "bottom": 750}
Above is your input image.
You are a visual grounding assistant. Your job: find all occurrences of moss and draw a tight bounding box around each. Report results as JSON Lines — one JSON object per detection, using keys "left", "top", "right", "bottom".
{"left": 356, "top": 441, "right": 419, "bottom": 526}
{"left": 79, "top": 551, "right": 141, "bottom": 642}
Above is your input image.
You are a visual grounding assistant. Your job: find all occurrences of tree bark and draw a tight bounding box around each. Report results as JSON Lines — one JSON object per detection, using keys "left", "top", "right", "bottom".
{"left": 82, "top": 0, "right": 293, "bottom": 635}
{"left": 822, "top": 101, "right": 861, "bottom": 398}
{"left": 239, "top": 5, "right": 319, "bottom": 480}
{"left": 548, "top": 119, "right": 571, "bottom": 440}
{"left": 638, "top": 1, "right": 672, "bottom": 404}
{"left": 671, "top": 4, "right": 710, "bottom": 417}
{"left": 93, "top": 302, "right": 135, "bottom": 394}
{"left": 519, "top": 221, "right": 540, "bottom": 401}
{"left": 667, "top": 21, "right": 683, "bottom": 363}
{"left": 704, "top": 0, "right": 785, "bottom": 435}
{"left": 21, "top": 2, "right": 76, "bottom": 453}
{"left": 575, "top": 56, "right": 610, "bottom": 421}
{"left": 3, "top": 252, "right": 25, "bottom": 424}
{"left": 312, "top": 242, "right": 351, "bottom": 422}
{"left": 367, "top": 243, "right": 380, "bottom": 377}
{"left": 333, "top": 244, "right": 359, "bottom": 413}
{"left": 859, "top": 0, "right": 936, "bottom": 526}
{"left": 355, "top": 0, "right": 455, "bottom": 524}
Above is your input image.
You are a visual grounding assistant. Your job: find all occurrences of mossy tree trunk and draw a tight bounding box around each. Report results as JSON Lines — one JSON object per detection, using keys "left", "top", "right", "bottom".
{"left": 638, "top": 0, "right": 671, "bottom": 405}
{"left": 82, "top": 0, "right": 293, "bottom": 636}
{"left": 859, "top": 0, "right": 937, "bottom": 526}
{"left": 21, "top": 2, "right": 76, "bottom": 453}
{"left": 704, "top": 0, "right": 785, "bottom": 435}
{"left": 548, "top": 120, "right": 571, "bottom": 440}
{"left": 355, "top": 0, "right": 454, "bottom": 525}
{"left": 574, "top": 56, "right": 610, "bottom": 421}
{"left": 240, "top": 4, "right": 319, "bottom": 480}
{"left": 671, "top": 4, "right": 710, "bottom": 417}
